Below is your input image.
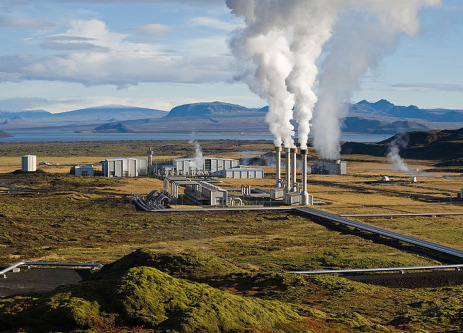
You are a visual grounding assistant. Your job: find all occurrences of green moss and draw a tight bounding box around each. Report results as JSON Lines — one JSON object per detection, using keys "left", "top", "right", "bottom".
{"left": 100, "top": 248, "right": 244, "bottom": 281}
{"left": 46, "top": 292, "right": 100, "bottom": 328}
{"left": 117, "top": 266, "right": 302, "bottom": 332}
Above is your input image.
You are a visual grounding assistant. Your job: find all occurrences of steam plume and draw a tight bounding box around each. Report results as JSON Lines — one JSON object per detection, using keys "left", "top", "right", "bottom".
{"left": 227, "top": 0, "right": 296, "bottom": 147}
{"left": 188, "top": 138, "right": 204, "bottom": 171}
{"left": 285, "top": 2, "right": 339, "bottom": 149}
{"left": 227, "top": 0, "right": 441, "bottom": 156}
{"left": 312, "top": 0, "right": 442, "bottom": 159}
{"left": 387, "top": 133, "right": 410, "bottom": 173}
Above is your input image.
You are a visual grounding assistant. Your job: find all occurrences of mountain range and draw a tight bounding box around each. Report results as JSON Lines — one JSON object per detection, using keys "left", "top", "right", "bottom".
{"left": 0, "top": 100, "right": 462, "bottom": 135}
{"left": 341, "top": 127, "right": 463, "bottom": 166}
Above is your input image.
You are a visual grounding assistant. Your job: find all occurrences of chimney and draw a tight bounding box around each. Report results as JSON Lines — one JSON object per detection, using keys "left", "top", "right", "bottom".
{"left": 285, "top": 147, "right": 291, "bottom": 190}
{"left": 301, "top": 149, "right": 309, "bottom": 205}
{"left": 275, "top": 146, "right": 282, "bottom": 188}
{"left": 147, "top": 147, "right": 153, "bottom": 174}
{"left": 291, "top": 147, "right": 297, "bottom": 191}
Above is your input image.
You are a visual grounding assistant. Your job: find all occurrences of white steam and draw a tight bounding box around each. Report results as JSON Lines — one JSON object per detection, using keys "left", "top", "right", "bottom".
{"left": 387, "top": 133, "right": 410, "bottom": 173}
{"left": 227, "top": 0, "right": 441, "bottom": 154}
{"left": 188, "top": 138, "right": 204, "bottom": 171}
{"left": 313, "top": 0, "right": 442, "bottom": 159}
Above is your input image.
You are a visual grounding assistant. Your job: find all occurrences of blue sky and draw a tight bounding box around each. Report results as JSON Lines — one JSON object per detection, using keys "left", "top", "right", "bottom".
{"left": 0, "top": 0, "right": 461, "bottom": 113}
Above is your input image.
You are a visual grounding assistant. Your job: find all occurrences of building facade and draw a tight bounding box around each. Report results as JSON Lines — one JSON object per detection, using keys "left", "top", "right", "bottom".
{"left": 223, "top": 167, "right": 264, "bottom": 179}
{"left": 22, "top": 155, "right": 36, "bottom": 172}
{"left": 311, "top": 160, "right": 347, "bottom": 175}
{"left": 102, "top": 158, "right": 148, "bottom": 177}
{"left": 171, "top": 157, "right": 239, "bottom": 176}
{"left": 75, "top": 165, "right": 94, "bottom": 177}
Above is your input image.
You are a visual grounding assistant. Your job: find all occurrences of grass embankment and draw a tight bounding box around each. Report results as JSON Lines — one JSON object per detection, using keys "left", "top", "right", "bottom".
{"left": 2, "top": 250, "right": 463, "bottom": 332}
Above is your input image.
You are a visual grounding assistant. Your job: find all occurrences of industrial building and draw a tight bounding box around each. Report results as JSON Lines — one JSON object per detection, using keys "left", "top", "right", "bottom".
{"left": 223, "top": 167, "right": 264, "bottom": 179}
{"left": 101, "top": 158, "right": 148, "bottom": 177}
{"left": 311, "top": 159, "right": 347, "bottom": 175}
{"left": 75, "top": 166, "right": 94, "bottom": 177}
{"left": 153, "top": 156, "right": 263, "bottom": 179}
{"left": 171, "top": 157, "right": 239, "bottom": 176}
{"left": 22, "top": 155, "right": 36, "bottom": 172}
{"left": 270, "top": 147, "right": 313, "bottom": 206}
{"left": 183, "top": 181, "right": 228, "bottom": 206}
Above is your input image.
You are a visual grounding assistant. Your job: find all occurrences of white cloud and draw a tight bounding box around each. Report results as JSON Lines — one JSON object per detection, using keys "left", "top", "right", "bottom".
{"left": 129, "top": 24, "right": 175, "bottom": 37}
{"left": 0, "top": 97, "right": 50, "bottom": 111}
{"left": 189, "top": 17, "right": 242, "bottom": 31}
{"left": 51, "top": 0, "right": 224, "bottom": 6}
{"left": 0, "top": 19, "right": 231, "bottom": 87}
{"left": 0, "top": 16, "right": 54, "bottom": 28}
{"left": 392, "top": 82, "right": 463, "bottom": 92}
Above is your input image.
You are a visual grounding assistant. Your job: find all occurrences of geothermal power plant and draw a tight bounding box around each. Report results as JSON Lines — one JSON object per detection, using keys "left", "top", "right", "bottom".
{"left": 271, "top": 146, "right": 313, "bottom": 206}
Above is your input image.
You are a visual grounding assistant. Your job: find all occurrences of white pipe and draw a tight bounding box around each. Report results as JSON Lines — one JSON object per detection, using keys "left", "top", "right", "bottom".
{"left": 285, "top": 148, "right": 291, "bottom": 190}
{"left": 301, "top": 149, "right": 309, "bottom": 205}
{"left": 291, "top": 148, "right": 297, "bottom": 191}
{"left": 275, "top": 146, "right": 282, "bottom": 188}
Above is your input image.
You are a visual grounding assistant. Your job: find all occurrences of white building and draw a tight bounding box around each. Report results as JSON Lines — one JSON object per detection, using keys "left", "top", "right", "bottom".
{"left": 22, "top": 155, "right": 36, "bottom": 172}
{"left": 223, "top": 167, "right": 264, "bottom": 179}
{"left": 102, "top": 158, "right": 148, "bottom": 177}
{"left": 311, "top": 160, "right": 347, "bottom": 175}
{"left": 75, "top": 165, "right": 94, "bottom": 177}
{"left": 184, "top": 181, "right": 228, "bottom": 206}
{"left": 172, "top": 157, "right": 239, "bottom": 176}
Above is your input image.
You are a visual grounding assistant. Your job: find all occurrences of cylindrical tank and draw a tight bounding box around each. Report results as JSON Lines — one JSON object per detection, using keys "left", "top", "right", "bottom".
{"left": 275, "top": 146, "right": 282, "bottom": 188}
{"left": 22, "top": 155, "right": 36, "bottom": 172}
{"left": 291, "top": 148, "right": 297, "bottom": 190}
{"left": 285, "top": 148, "right": 291, "bottom": 190}
{"left": 300, "top": 149, "right": 309, "bottom": 205}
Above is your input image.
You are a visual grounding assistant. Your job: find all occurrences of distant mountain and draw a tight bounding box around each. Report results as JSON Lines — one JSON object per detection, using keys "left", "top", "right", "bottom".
{"left": 166, "top": 102, "right": 265, "bottom": 118}
{"left": 52, "top": 105, "right": 167, "bottom": 121}
{"left": 0, "top": 110, "right": 51, "bottom": 119}
{"left": 1, "top": 100, "right": 462, "bottom": 135}
{"left": 0, "top": 105, "right": 167, "bottom": 130}
{"left": 342, "top": 117, "right": 429, "bottom": 134}
{"left": 350, "top": 99, "right": 463, "bottom": 122}
{"left": 0, "top": 130, "right": 12, "bottom": 137}
{"left": 341, "top": 127, "right": 463, "bottom": 164}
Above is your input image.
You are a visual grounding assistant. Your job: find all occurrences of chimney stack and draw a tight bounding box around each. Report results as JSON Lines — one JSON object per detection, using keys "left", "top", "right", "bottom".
{"left": 285, "top": 147, "right": 291, "bottom": 190}
{"left": 301, "top": 149, "right": 309, "bottom": 205}
{"left": 291, "top": 147, "right": 297, "bottom": 191}
{"left": 275, "top": 146, "right": 282, "bottom": 188}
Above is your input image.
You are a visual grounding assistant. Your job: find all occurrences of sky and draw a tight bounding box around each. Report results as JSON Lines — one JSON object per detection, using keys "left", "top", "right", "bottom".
{"left": 0, "top": 0, "right": 461, "bottom": 113}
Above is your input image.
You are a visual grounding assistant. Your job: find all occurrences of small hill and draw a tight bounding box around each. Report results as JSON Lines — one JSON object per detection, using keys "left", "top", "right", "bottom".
{"left": 166, "top": 101, "right": 261, "bottom": 118}
{"left": 0, "top": 249, "right": 303, "bottom": 332}
{"left": 0, "top": 130, "right": 12, "bottom": 137}
{"left": 93, "top": 122, "right": 134, "bottom": 133}
{"left": 341, "top": 127, "right": 463, "bottom": 164}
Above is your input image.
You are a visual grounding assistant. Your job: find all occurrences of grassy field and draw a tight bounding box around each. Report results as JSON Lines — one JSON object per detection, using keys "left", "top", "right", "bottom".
{"left": 2, "top": 140, "right": 463, "bottom": 332}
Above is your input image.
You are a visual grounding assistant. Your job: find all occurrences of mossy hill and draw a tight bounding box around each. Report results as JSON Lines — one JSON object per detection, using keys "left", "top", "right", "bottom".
{"left": 341, "top": 127, "right": 463, "bottom": 165}
{"left": 2, "top": 249, "right": 463, "bottom": 332}
{"left": 0, "top": 250, "right": 304, "bottom": 332}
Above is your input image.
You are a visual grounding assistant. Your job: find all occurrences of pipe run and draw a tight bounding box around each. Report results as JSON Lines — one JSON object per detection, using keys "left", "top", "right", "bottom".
{"left": 300, "top": 149, "right": 309, "bottom": 205}
{"left": 275, "top": 146, "right": 282, "bottom": 188}
{"left": 291, "top": 148, "right": 297, "bottom": 191}
{"left": 285, "top": 148, "right": 291, "bottom": 191}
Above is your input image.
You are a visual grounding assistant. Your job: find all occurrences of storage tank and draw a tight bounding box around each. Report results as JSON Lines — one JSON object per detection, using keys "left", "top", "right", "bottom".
{"left": 22, "top": 155, "right": 36, "bottom": 172}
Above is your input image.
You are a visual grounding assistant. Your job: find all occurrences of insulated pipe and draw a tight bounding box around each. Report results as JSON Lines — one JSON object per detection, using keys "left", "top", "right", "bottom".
{"left": 301, "top": 149, "right": 309, "bottom": 205}
{"left": 285, "top": 148, "right": 291, "bottom": 190}
{"left": 275, "top": 146, "right": 282, "bottom": 188}
{"left": 291, "top": 148, "right": 297, "bottom": 191}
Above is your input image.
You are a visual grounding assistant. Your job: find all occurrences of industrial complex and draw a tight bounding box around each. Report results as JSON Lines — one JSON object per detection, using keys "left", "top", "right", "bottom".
{"left": 18, "top": 147, "right": 352, "bottom": 209}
